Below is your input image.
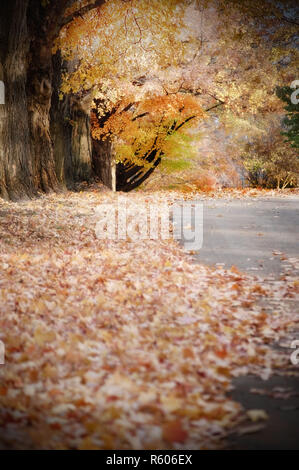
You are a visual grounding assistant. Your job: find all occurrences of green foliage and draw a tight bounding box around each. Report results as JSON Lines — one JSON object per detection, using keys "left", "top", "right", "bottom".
{"left": 276, "top": 86, "right": 299, "bottom": 150}
{"left": 159, "top": 130, "right": 197, "bottom": 174}
{"left": 160, "top": 158, "right": 191, "bottom": 173}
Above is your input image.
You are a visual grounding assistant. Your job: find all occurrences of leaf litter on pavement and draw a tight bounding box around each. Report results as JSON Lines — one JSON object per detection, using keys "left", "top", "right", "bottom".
{"left": 0, "top": 188, "right": 298, "bottom": 449}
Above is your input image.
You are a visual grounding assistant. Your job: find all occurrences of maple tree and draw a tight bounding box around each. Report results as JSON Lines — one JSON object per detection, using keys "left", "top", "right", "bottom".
{"left": 55, "top": 0, "right": 298, "bottom": 190}
{"left": 1, "top": 0, "right": 297, "bottom": 198}
{"left": 55, "top": 0, "right": 206, "bottom": 187}
{"left": 56, "top": 0, "right": 195, "bottom": 94}
{"left": 90, "top": 93, "right": 204, "bottom": 189}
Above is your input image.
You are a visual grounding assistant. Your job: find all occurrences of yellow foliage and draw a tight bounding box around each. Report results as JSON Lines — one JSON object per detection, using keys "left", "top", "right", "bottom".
{"left": 56, "top": 0, "right": 195, "bottom": 96}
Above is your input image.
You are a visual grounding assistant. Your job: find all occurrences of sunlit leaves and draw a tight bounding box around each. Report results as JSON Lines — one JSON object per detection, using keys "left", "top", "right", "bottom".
{"left": 56, "top": 0, "right": 194, "bottom": 96}
{"left": 91, "top": 93, "right": 205, "bottom": 167}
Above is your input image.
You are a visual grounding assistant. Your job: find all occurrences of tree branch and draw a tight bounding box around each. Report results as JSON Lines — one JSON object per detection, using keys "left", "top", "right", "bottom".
{"left": 59, "top": 0, "right": 106, "bottom": 30}
{"left": 174, "top": 115, "right": 197, "bottom": 132}
{"left": 204, "top": 102, "right": 224, "bottom": 112}
{"left": 132, "top": 112, "right": 149, "bottom": 121}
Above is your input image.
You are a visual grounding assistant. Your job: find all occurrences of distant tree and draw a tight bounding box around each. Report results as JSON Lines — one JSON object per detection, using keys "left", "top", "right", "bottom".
{"left": 242, "top": 127, "right": 299, "bottom": 189}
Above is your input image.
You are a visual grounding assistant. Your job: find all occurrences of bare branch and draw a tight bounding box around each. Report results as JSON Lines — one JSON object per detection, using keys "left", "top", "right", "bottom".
{"left": 204, "top": 102, "right": 224, "bottom": 112}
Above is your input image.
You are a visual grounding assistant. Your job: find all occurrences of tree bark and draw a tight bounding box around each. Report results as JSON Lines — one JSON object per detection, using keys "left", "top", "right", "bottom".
{"left": 0, "top": 0, "right": 61, "bottom": 199}
{"left": 50, "top": 52, "right": 72, "bottom": 187}
{"left": 26, "top": 0, "right": 61, "bottom": 194}
{"left": 92, "top": 137, "right": 114, "bottom": 189}
{"left": 0, "top": 0, "right": 35, "bottom": 200}
{"left": 51, "top": 52, "right": 94, "bottom": 188}
{"left": 68, "top": 99, "right": 93, "bottom": 185}
{"left": 0, "top": 0, "right": 106, "bottom": 200}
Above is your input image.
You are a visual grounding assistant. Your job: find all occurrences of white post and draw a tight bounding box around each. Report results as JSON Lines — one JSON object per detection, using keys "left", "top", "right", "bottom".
{"left": 111, "top": 142, "right": 116, "bottom": 192}
{"left": 111, "top": 159, "right": 116, "bottom": 192}
{"left": 0, "top": 81, "right": 5, "bottom": 105}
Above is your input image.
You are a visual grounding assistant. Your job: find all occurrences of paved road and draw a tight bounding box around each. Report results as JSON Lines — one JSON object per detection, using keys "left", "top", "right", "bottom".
{"left": 193, "top": 197, "right": 299, "bottom": 449}
{"left": 196, "top": 197, "right": 299, "bottom": 278}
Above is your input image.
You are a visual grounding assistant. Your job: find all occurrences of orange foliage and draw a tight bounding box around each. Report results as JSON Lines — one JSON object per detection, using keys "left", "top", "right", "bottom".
{"left": 91, "top": 93, "right": 205, "bottom": 167}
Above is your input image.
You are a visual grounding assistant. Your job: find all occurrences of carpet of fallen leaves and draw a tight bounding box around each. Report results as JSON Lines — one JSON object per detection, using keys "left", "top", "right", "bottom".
{"left": 0, "top": 187, "right": 298, "bottom": 449}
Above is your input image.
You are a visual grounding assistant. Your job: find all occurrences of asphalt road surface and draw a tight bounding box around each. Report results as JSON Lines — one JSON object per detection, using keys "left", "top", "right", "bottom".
{"left": 194, "top": 196, "right": 299, "bottom": 449}
{"left": 196, "top": 197, "right": 298, "bottom": 278}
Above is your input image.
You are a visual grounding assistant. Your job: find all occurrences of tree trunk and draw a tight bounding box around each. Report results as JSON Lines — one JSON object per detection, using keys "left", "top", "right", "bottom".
{"left": 0, "top": 0, "right": 35, "bottom": 200}
{"left": 92, "top": 137, "right": 114, "bottom": 189}
{"left": 50, "top": 52, "right": 72, "bottom": 187}
{"left": 26, "top": 0, "right": 59, "bottom": 194}
{"left": 51, "top": 52, "right": 93, "bottom": 188}
{"left": 68, "top": 104, "right": 93, "bottom": 185}
{"left": 0, "top": 0, "right": 60, "bottom": 200}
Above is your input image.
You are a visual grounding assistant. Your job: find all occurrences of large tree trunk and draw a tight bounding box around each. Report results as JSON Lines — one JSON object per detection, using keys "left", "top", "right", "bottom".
{"left": 0, "top": 0, "right": 35, "bottom": 200}
{"left": 26, "top": 0, "right": 59, "bottom": 194}
{"left": 0, "top": 0, "right": 106, "bottom": 200}
{"left": 0, "top": 0, "right": 60, "bottom": 200}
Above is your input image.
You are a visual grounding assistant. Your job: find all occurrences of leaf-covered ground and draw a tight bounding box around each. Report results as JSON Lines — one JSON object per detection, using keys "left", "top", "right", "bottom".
{"left": 0, "top": 187, "right": 298, "bottom": 449}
